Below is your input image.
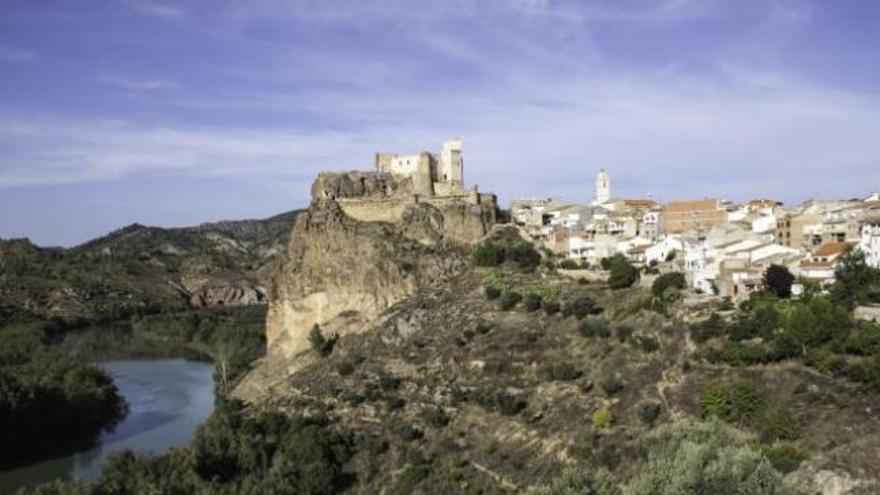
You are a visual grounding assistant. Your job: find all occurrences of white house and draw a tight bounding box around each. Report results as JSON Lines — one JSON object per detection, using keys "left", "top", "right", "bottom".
{"left": 859, "top": 215, "right": 880, "bottom": 268}
{"left": 645, "top": 236, "right": 684, "bottom": 264}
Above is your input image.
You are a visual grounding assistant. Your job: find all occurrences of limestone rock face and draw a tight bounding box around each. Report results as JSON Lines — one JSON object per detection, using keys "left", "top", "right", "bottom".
{"left": 263, "top": 172, "right": 495, "bottom": 362}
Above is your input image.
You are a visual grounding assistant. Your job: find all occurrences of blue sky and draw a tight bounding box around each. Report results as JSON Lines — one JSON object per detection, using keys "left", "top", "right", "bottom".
{"left": 1, "top": 0, "right": 879, "bottom": 246}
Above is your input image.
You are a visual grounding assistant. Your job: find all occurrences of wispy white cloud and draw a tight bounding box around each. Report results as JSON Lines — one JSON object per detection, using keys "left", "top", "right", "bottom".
{"left": 123, "top": 0, "right": 188, "bottom": 20}
{"left": 97, "top": 75, "right": 179, "bottom": 92}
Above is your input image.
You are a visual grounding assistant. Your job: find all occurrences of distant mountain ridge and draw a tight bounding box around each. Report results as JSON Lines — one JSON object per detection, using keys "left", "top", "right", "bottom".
{"left": 0, "top": 210, "right": 303, "bottom": 322}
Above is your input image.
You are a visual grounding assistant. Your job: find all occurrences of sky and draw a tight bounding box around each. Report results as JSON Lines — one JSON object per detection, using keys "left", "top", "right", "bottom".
{"left": 1, "top": 0, "right": 879, "bottom": 246}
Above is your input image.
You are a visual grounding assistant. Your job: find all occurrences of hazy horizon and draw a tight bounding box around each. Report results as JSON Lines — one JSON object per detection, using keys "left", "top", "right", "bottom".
{"left": 2, "top": 0, "right": 879, "bottom": 246}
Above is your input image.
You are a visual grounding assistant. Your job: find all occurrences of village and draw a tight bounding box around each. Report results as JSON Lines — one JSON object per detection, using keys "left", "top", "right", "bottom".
{"left": 510, "top": 168, "right": 880, "bottom": 301}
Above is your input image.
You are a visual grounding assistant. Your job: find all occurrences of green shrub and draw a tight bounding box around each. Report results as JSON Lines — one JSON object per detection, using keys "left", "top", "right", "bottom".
{"left": 499, "top": 291, "right": 522, "bottom": 310}
{"left": 631, "top": 335, "right": 660, "bottom": 353}
{"left": 697, "top": 380, "right": 764, "bottom": 425}
{"left": 472, "top": 242, "right": 506, "bottom": 267}
{"left": 506, "top": 241, "right": 542, "bottom": 269}
{"left": 652, "top": 272, "right": 686, "bottom": 298}
{"left": 391, "top": 464, "right": 430, "bottom": 494}
{"left": 560, "top": 259, "right": 580, "bottom": 270}
{"left": 691, "top": 313, "right": 725, "bottom": 343}
{"left": 378, "top": 373, "right": 401, "bottom": 391}
{"left": 607, "top": 254, "right": 639, "bottom": 289}
{"left": 524, "top": 293, "right": 543, "bottom": 312}
{"left": 391, "top": 423, "right": 423, "bottom": 442}
{"left": 757, "top": 405, "right": 799, "bottom": 443}
{"left": 543, "top": 298, "right": 561, "bottom": 315}
{"left": 566, "top": 296, "right": 602, "bottom": 319}
{"left": 592, "top": 408, "right": 613, "bottom": 429}
{"left": 524, "top": 467, "right": 619, "bottom": 495}
{"left": 615, "top": 325, "right": 634, "bottom": 343}
{"left": 308, "top": 324, "right": 336, "bottom": 357}
{"left": 484, "top": 285, "right": 502, "bottom": 300}
{"left": 578, "top": 317, "right": 611, "bottom": 338}
{"left": 639, "top": 402, "right": 662, "bottom": 426}
{"left": 764, "top": 443, "right": 809, "bottom": 474}
{"left": 625, "top": 419, "right": 800, "bottom": 495}
{"left": 599, "top": 376, "right": 624, "bottom": 396}
{"left": 843, "top": 324, "right": 880, "bottom": 356}
{"left": 476, "top": 389, "right": 528, "bottom": 416}
{"left": 385, "top": 395, "right": 406, "bottom": 411}
{"left": 421, "top": 406, "right": 450, "bottom": 428}
{"left": 545, "top": 362, "right": 583, "bottom": 381}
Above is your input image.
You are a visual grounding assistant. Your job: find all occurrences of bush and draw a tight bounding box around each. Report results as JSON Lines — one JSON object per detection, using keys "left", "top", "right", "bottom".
{"left": 476, "top": 389, "right": 528, "bottom": 416}
{"left": 308, "top": 325, "right": 336, "bottom": 357}
{"left": 391, "top": 423, "right": 423, "bottom": 442}
{"left": 524, "top": 467, "right": 619, "bottom": 495}
{"left": 391, "top": 464, "right": 430, "bottom": 494}
{"left": 472, "top": 242, "right": 506, "bottom": 267}
{"left": 499, "top": 291, "right": 522, "bottom": 310}
{"left": 543, "top": 298, "right": 561, "bottom": 315}
{"left": 506, "top": 241, "right": 542, "bottom": 269}
{"left": 422, "top": 406, "right": 450, "bottom": 428}
{"left": 615, "top": 325, "right": 634, "bottom": 343}
{"left": 524, "top": 293, "right": 543, "bottom": 312}
{"left": 560, "top": 259, "right": 580, "bottom": 270}
{"left": 631, "top": 335, "right": 660, "bottom": 353}
{"left": 691, "top": 313, "right": 725, "bottom": 343}
{"left": 639, "top": 402, "right": 662, "bottom": 426}
{"left": 484, "top": 285, "right": 502, "bottom": 300}
{"left": 592, "top": 408, "right": 613, "bottom": 429}
{"left": 764, "top": 444, "right": 809, "bottom": 474}
{"left": 698, "top": 380, "right": 764, "bottom": 425}
{"left": 652, "top": 272, "right": 686, "bottom": 298}
{"left": 578, "top": 317, "right": 611, "bottom": 338}
{"left": 625, "top": 419, "right": 800, "bottom": 495}
{"left": 566, "top": 296, "right": 602, "bottom": 319}
{"left": 545, "top": 362, "right": 583, "bottom": 381}
{"left": 757, "top": 405, "right": 799, "bottom": 443}
{"left": 599, "top": 376, "right": 624, "bottom": 396}
{"left": 763, "top": 265, "right": 795, "bottom": 298}
{"left": 607, "top": 254, "right": 639, "bottom": 289}
{"left": 843, "top": 324, "right": 880, "bottom": 356}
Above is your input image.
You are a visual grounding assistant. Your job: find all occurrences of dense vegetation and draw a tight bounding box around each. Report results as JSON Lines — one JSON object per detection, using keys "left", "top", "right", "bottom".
{"left": 0, "top": 319, "right": 127, "bottom": 469}
{"left": 693, "top": 255, "right": 880, "bottom": 392}
{"left": 0, "top": 303, "right": 266, "bottom": 471}
{"left": 21, "top": 401, "right": 353, "bottom": 495}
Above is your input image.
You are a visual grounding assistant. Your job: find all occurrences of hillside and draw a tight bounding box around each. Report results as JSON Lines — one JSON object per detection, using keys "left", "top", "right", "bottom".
{"left": 0, "top": 210, "right": 301, "bottom": 322}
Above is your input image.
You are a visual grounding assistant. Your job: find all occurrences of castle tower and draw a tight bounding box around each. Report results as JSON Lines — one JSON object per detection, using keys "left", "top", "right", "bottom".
{"left": 595, "top": 168, "right": 611, "bottom": 204}
{"left": 440, "top": 138, "right": 463, "bottom": 188}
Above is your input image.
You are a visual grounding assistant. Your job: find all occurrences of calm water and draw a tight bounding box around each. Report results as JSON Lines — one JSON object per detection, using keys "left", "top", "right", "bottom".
{"left": 0, "top": 359, "right": 215, "bottom": 495}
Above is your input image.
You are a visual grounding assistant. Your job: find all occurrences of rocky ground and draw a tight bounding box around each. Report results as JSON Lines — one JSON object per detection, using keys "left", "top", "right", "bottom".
{"left": 238, "top": 258, "right": 880, "bottom": 494}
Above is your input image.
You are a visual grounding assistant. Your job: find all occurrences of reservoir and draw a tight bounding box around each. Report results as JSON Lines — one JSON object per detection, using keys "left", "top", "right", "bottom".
{"left": 0, "top": 359, "right": 215, "bottom": 494}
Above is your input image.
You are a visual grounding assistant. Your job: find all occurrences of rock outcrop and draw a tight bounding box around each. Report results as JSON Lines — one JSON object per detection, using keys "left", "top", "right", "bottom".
{"left": 262, "top": 171, "right": 496, "bottom": 363}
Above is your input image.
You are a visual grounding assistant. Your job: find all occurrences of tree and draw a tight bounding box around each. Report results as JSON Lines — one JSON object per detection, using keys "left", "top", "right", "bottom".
{"left": 762, "top": 264, "right": 795, "bottom": 298}
{"left": 652, "top": 272, "right": 686, "bottom": 297}
{"left": 607, "top": 254, "right": 638, "bottom": 289}
{"left": 831, "top": 249, "right": 880, "bottom": 308}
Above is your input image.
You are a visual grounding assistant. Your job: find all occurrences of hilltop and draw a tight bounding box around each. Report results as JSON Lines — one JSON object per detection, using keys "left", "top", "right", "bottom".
{"left": 0, "top": 210, "right": 301, "bottom": 322}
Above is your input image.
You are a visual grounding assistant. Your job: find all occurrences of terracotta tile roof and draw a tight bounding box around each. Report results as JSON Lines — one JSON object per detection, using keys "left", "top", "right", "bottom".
{"left": 813, "top": 241, "right": 853, "bottom": 257}
{"left": 664, "top": 199, "right": 721, "bottom": 212}
{"left": 622, "top": 199, "right": 657, "bottom": 208}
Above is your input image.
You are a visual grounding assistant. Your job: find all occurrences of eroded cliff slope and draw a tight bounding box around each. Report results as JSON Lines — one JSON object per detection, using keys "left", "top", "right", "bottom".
{"left": 262, "top": 171, "right": 497, "bottom": 363}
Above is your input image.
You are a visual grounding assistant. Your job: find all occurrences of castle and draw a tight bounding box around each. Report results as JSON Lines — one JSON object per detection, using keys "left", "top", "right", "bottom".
{"left": 375, "top": 139, "right": 466, "bottom": 197}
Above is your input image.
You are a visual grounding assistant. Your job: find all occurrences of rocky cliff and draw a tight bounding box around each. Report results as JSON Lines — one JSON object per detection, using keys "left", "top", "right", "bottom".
{"left": 262, "top": 171, "right": 496, "bottom": 363}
